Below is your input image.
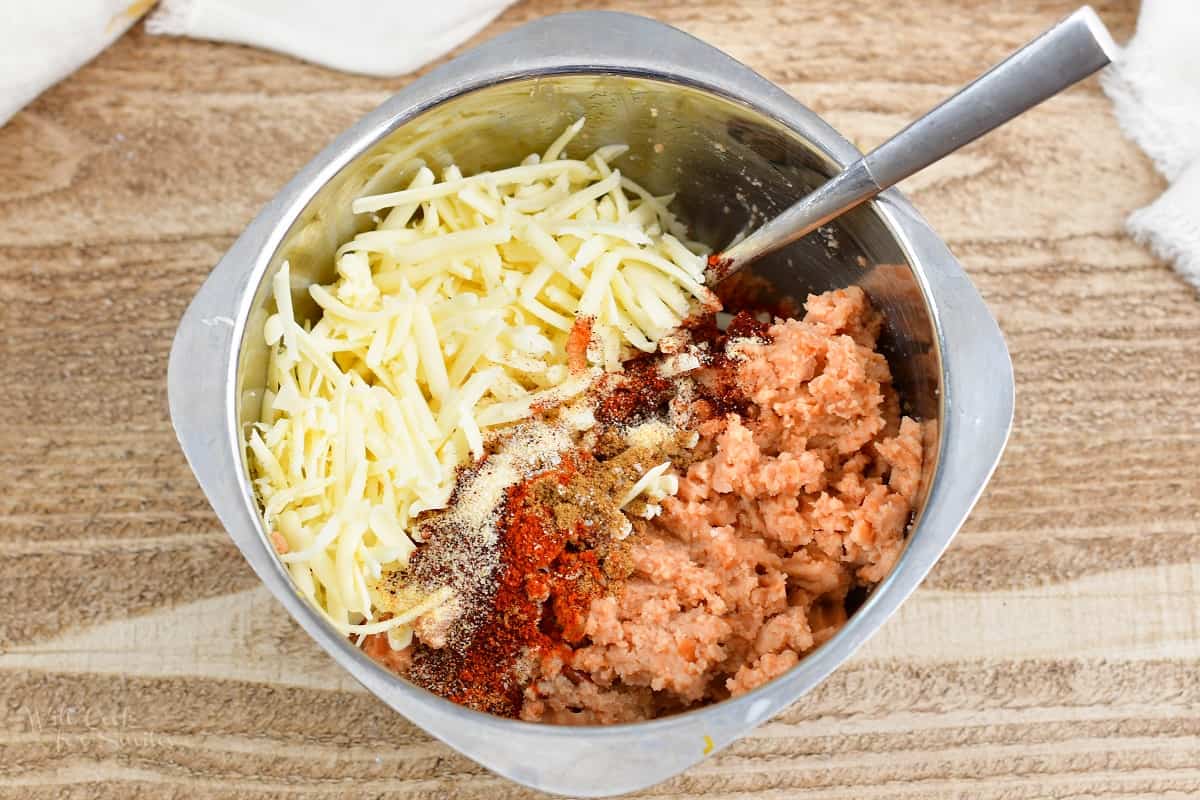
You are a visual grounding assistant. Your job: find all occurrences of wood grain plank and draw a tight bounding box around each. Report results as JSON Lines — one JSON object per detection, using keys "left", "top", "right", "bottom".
{"left": 3, "top": 658, "right": 1199, "bottom": 798}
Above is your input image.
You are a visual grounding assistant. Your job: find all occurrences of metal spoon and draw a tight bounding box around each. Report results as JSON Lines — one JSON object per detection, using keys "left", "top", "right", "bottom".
{"left": 709, "top": 5, "right": 1119, "bottom": 281}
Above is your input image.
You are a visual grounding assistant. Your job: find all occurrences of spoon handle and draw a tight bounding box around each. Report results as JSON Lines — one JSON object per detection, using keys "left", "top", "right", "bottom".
{"left": 714, "top": 6, "right": 1118, "bottom": 279}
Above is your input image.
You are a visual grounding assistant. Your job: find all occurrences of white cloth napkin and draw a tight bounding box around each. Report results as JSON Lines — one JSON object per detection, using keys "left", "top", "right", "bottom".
{"left": 0, "top": 0, "right": 514, "bottom": 128}
{"left": 145, "top": 0, "right": 515, "bottom": 77}
{"left": 0, "top": 0, "right": 144, "bottom": 127}
{"left": 1101, "top": 0, "right": 1200, "bottom": 291}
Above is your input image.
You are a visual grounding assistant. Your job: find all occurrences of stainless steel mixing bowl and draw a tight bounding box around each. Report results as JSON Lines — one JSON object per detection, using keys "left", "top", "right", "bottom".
{"left": 168, "top": 11, "right": 1013, "bottom": 796}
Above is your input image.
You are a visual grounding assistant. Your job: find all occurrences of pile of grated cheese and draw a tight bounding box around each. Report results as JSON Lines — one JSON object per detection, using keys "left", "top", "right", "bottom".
{"left": 247, "top": 119, "right": 712, "bottom": 643}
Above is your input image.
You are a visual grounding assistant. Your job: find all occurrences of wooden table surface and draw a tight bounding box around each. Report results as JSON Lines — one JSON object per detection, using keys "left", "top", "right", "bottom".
{"left": 4, "top": 1, "right": 1199, "bottom": 797}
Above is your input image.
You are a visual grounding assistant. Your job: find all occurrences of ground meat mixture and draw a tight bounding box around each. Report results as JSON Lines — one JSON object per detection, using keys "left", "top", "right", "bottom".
{"left": 522, "top": 287, "right": 923, "bottom": 723}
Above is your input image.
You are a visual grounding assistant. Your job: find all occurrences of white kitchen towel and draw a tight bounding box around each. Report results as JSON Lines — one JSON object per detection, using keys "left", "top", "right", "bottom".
{"left": 1101, "top": 0, "right": 1200, "bottom": 290}
{"left": 0, "top": 0, "right": 515, "bottom": 129}
{"left": 0, "top": 0, "right": 148, "bottom": 128}
{"left": 145, "top": 0, "right": 516, "bottom": 77}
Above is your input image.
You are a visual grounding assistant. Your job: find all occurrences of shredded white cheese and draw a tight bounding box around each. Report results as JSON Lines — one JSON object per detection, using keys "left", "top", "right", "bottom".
{"left": 620, "top": 461, "right": 680, "bottom": 519}
{"left": 247, "top": 120, "right": 713, "bottom": 641}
